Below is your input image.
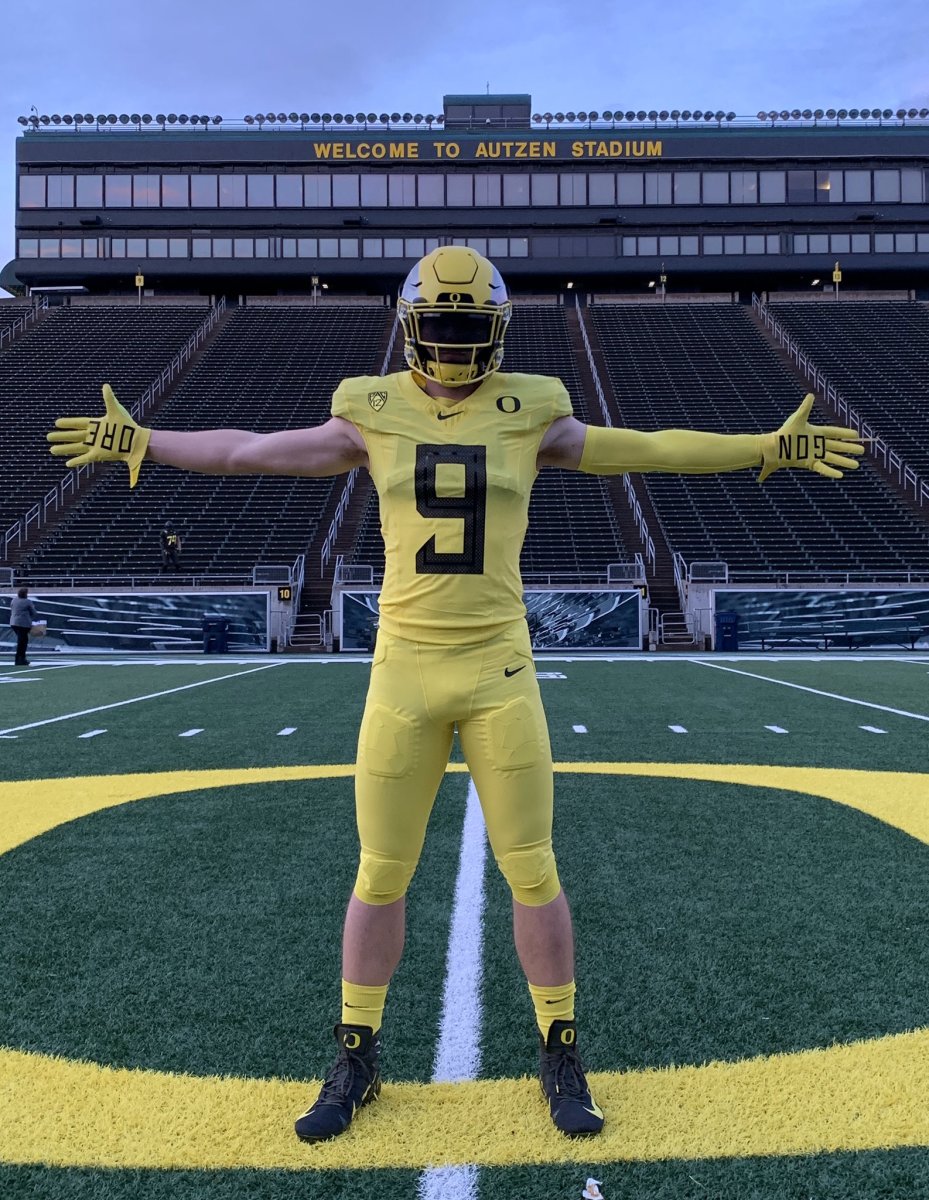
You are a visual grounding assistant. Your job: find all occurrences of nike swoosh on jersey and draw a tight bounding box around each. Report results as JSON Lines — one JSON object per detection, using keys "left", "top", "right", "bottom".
{"left": 504, "top": 665, "right": 527, "bottom": 677}
{"left": 436, "top": 409, "right": 464, "bottom": 420}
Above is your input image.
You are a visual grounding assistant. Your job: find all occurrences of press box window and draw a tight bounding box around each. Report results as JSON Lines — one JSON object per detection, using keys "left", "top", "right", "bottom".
{"left": 191, "top": 175, "right": 218, "bottom": 206}
{"left": 360, "top": 174, "right": 388, "bottom": 206}
{"left": 76, "top": 176, "right": 103, "bottom": 207}
{"left": 531, "top": 174, "right": 558, "bottom": 205}
{"left": 105, "top": 176, "right": 132, "bottom": 206}
{"left": 19, "top": 175, "right": 46, "bottom": 207}
{"left": 162, "top": 175, "right": 190, "bottom": 207}
{"left": 275, "top": 175, "right": 303, "bottom": 207}
{"left": 219, "top": 176, "right": 246, "bottom": 207}
{"left": 473, "top": 175, "right": 501, "bottom": 206}
{"left": 133, "top": 176, "right": 160, "bottom": 207}
{"left": 447, "top": 175, "right": 473, "bottom": 206}
{"left": 47, "top": 176, "right": 75, "bottom": 207}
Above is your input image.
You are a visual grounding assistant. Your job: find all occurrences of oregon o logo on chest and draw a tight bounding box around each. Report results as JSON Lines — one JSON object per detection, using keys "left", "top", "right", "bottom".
{"left": 496, "top": 395, "right": 521, "bottom": 414}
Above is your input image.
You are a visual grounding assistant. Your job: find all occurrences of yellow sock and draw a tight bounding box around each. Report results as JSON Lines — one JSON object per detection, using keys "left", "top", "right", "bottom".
{"left": 528, "top": 980, "right": 576, "bottom": 1039}
{"left": 341, "top": 980, "right": 388, "bottom": 1032}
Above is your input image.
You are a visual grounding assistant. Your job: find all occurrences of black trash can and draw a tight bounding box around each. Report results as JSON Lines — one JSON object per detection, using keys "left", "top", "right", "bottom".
{"left": 202, "top": 616, "right": 230, "bottom": 654}
{"left": 714, "top": 611, "right": 739, "bottom": 651}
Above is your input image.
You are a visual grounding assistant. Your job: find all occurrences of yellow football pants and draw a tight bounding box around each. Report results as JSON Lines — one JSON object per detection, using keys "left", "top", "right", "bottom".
{"left": 352, "top": 620, "right": 561, "bottom": 907}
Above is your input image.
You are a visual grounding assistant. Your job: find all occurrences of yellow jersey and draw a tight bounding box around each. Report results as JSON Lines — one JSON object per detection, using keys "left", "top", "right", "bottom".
{"left": 331, "top": 369, "right": 572, "bottom": 645}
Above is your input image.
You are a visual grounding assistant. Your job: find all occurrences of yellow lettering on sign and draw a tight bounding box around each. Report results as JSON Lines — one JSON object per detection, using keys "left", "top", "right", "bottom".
{"left": 313, "top": 144, "right": 332, "bottom": 158}
{"left": 647, "top": 140, "right": 663, "bottom": 157}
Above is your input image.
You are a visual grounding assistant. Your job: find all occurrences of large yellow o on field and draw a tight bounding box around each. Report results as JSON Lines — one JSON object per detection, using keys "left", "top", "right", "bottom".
{"left": 1, "top": 761, "right": 928, "bottom": 1170}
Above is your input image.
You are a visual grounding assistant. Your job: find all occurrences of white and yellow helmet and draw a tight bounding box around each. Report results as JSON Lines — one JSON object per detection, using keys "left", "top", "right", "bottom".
{"left": 397, "top": 246, "right": 512, "bottom": 386}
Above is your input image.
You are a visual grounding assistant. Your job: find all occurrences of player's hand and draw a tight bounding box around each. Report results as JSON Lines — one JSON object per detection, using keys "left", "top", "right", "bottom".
{"left": 759, "top": 393, "right": 864, "bottom": 482}
{"left": 47, "top": 384, "right": 152, "bottom": 488}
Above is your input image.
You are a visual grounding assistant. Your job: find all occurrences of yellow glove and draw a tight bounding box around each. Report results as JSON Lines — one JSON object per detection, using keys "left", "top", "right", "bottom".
{"left": 47, "top": 384, "right": 151, "bottom": 488}
{"left": 759, "top": 393, "right": 864, "bottom": 482}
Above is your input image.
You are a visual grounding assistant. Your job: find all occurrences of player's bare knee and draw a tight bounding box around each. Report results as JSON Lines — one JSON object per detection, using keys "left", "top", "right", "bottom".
{"left": 497, "top": 843, "right": 561, "bottom": 906}
{"left": 353, "top": 851, "right": 416, "bottom": 905}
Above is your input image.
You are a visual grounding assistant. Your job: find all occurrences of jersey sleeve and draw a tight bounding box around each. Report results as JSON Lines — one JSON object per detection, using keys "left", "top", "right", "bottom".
{"left": 330, "top": 379, "right": 356, "bottom": 423}
{"left": 549, "top": 378, "right": 573, "bottom": 421}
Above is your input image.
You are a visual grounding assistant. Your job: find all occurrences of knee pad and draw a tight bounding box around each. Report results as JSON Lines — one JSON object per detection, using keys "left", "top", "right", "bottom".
{"left": 497, "top": 842, "right": 561, "bottom": 906}
{"left": 353, "top": 850, "right": 416, "bottom": 905}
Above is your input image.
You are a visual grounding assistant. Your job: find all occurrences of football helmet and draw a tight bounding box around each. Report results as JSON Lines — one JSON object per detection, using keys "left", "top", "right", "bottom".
{"left": 397, "top": 247, "right": 512, "bottom": 386}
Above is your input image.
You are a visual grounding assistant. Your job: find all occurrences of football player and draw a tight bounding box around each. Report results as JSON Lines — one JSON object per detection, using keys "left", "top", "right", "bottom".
{"left": 48, "top": 247, "right": 864, "bottom": 1141}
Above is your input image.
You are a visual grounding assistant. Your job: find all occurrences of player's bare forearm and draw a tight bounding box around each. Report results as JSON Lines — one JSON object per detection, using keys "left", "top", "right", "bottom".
{"left": 146, "top": 417, "right": 367, "bottom": 477}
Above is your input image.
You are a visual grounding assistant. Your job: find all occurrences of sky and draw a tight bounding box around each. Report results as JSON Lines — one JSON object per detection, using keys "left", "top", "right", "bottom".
{"left": 3, "top": 0, "right": 929, "bottom": 280}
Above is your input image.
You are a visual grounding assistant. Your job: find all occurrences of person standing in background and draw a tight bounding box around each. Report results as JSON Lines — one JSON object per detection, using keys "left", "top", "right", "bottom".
{"left": 160, "top": 521, "right": 182, "bottom": 573}
{"left": 9, "top": 586, "right": 38, "bottom": 666}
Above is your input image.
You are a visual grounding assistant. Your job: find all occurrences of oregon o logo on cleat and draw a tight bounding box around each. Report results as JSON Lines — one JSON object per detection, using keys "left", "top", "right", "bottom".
{"left": 343, "top": 1032, "right": 361, "bottom": 1050}
{"left": 560, "top": 1028, "right": 576, "bottom": 1046}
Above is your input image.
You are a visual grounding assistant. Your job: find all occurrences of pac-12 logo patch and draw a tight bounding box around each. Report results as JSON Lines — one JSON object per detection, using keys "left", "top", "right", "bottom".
{"left": 368, "top": 391, "right": 388, "bottom": 412}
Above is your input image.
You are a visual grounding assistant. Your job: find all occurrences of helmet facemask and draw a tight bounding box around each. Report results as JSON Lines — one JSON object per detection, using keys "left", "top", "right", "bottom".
{"left": 397, "top": 248, "right": 512, "bottom": 387}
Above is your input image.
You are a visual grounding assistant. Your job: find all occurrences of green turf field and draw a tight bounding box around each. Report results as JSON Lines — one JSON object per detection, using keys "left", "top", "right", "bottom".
{"left": 1, "top": 653, "right": 928, "bottom": 1199}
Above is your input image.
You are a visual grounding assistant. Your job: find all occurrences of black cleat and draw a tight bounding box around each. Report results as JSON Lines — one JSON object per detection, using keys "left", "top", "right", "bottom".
{"left": 539, "top": 1020, "right": 604, "bottom": 1138}
{"left": 295, "top": 1023, "right": 382, "bottom": 1143}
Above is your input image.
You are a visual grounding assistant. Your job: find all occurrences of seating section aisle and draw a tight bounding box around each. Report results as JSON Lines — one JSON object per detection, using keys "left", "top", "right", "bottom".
{"left": 1, "top": 305, "right": 210, "bottom": 535}
{"left": 22, "top": 307, "right": 389, "bottom": 576}
{"left": 770, "top": 301, "right": 929, "bottom": 481}
{"left": 591, "top": 303, "right": 929, "bottom": 576}
{"left": 347, "top": 305, "right": 632, "bottom": 579}
{"left": 0, "top": 303, "right": 35, "bottom": 340}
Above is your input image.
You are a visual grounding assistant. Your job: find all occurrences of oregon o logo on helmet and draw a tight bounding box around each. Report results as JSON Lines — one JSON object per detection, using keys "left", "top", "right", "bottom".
{"left": 496, "top": 395, "right": 521, "bottom": 414}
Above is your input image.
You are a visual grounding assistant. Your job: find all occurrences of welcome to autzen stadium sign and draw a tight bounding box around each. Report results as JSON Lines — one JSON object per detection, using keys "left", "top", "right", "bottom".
{"left": 309, "top": 137, "right": 665, "bottom": 161}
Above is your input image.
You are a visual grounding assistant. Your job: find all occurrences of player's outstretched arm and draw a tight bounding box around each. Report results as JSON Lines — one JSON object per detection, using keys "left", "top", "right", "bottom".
{"left": 539, "top": 394, "right": 863, "bottom": 481}
{"left": 48, "top": 384, "right": 366, "bottom": 486}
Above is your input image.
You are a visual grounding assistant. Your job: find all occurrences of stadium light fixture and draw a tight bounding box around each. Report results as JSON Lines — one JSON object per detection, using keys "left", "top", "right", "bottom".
{"left": 801, "top": 109, "right": 812, "bottom": 120}
{"left": 312, "top": 113, "right": 323, "bottom": 123}
{"left": 142, "top": 113, "right": 152, "bottom": 124}
{"left": 276, "top": 112, "right": 287, "bottom": 123}
{"left": 322, "top": 112, "right": 333, "bottom": 123}
{"left": 344, "top": 114, "right": 355, "bottom": 124}
{"left": 212, "top": 115, "right": 222, "bottom": 125}
{"left": 17, "top": 115, "right": 27, "bottom": 125}
{"left": 107, "top": 113, "right": 117, "bottom": 123}
{"left": 681, "top": 110, "right": 692, "bottom": 121}
{"left": 402, "top": 112, "right": 412, "bottom": 122}
{"left": 811, "top": 278, "right": 821, "bottom": 286}
{"left": 920, "top": 108, "right": 929, "bottom": 117}
{"left": 565, "top": 111, "right": 577, "bottom": 122}
{"left": 63, "top": 114, "right": 73, "bottom": 125}
{"left": 118, "top": 113, "right": 130, "bottom": 124}
{"left": 648, "top": 280, "right": 656, "bottom": 288}
{"left": 74, "top": 114, "right": 85, "bottom": 125}
{"left": 51, "top": 114, "right": 62, "bottom": 124}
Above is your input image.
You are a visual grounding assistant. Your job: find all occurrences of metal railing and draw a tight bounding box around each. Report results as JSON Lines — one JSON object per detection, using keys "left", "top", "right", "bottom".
{"left": 752, "top": 293, "right": 929, "bottom": 508}
{"left": 575, "top": 297, "right": 656, "bottom": 571}
{"left": 319, "top": 319, "right": 398, "bottom": 575}
{"left": 0, "top": 297, "right": 47, "bottom": 350}
{"left": 2, "top": 297, "right": 227, "bottom": 562}
{"left": 320, "top": 469, "right": 358, "bottom": 574}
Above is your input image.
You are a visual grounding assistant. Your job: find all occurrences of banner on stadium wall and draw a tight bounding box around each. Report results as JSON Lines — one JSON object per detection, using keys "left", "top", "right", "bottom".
{"left": 340, "top": 589, "right": 643, "bottom": 651}
{"left": 713, "top": 588, "right": 929, "bottom": 650}
{"left": 0, "top": 591, "right": 269, "bottom": 653}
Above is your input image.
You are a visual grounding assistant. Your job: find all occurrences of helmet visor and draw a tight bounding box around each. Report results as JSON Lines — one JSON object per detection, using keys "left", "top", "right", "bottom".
{"left": 415, "top": 310, "right": 496, "bottom": 348}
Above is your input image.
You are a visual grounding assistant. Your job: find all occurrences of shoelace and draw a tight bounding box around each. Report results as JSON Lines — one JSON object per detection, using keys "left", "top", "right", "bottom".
{"left": 317, "top": 1050, "right": 371, "bottom": 1105}
{"left": 547, "top": 1047, "right": 589, "bottom": 1099}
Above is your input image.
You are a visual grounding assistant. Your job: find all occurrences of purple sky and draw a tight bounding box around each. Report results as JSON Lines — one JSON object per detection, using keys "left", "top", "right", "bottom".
{"left": 3, "top": 0, "right": 929, "bottom": 284}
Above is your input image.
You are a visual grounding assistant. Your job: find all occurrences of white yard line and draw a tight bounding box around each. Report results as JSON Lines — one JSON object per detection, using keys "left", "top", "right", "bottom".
{"left": 77, "top": 729, "right": 107, "bottom": 739}
{"left": 417, "top": 778, "right": 487, "bottom": 1200}
{"left": 668, "top": 724, "right": 688, "bottom": 733}
{"left": 860, "top": 725, "right": 887, "bottom": 734}
{"left": 0, "top": 664, "right": 280, "bottom": 737}
{"left": 764, "top": 725, "right": 789, "bottom": 734}
{"left": 178, "top": 728, "right": 204, "bottom": 738}
{"left": 572, "top": 724, "right": 587, "bottom": 733}
{"left": 277, "top": 727, "right": 297, "bottom": 736}
{"left": 689, "top": 660, "right": 929, "bottom": 723}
